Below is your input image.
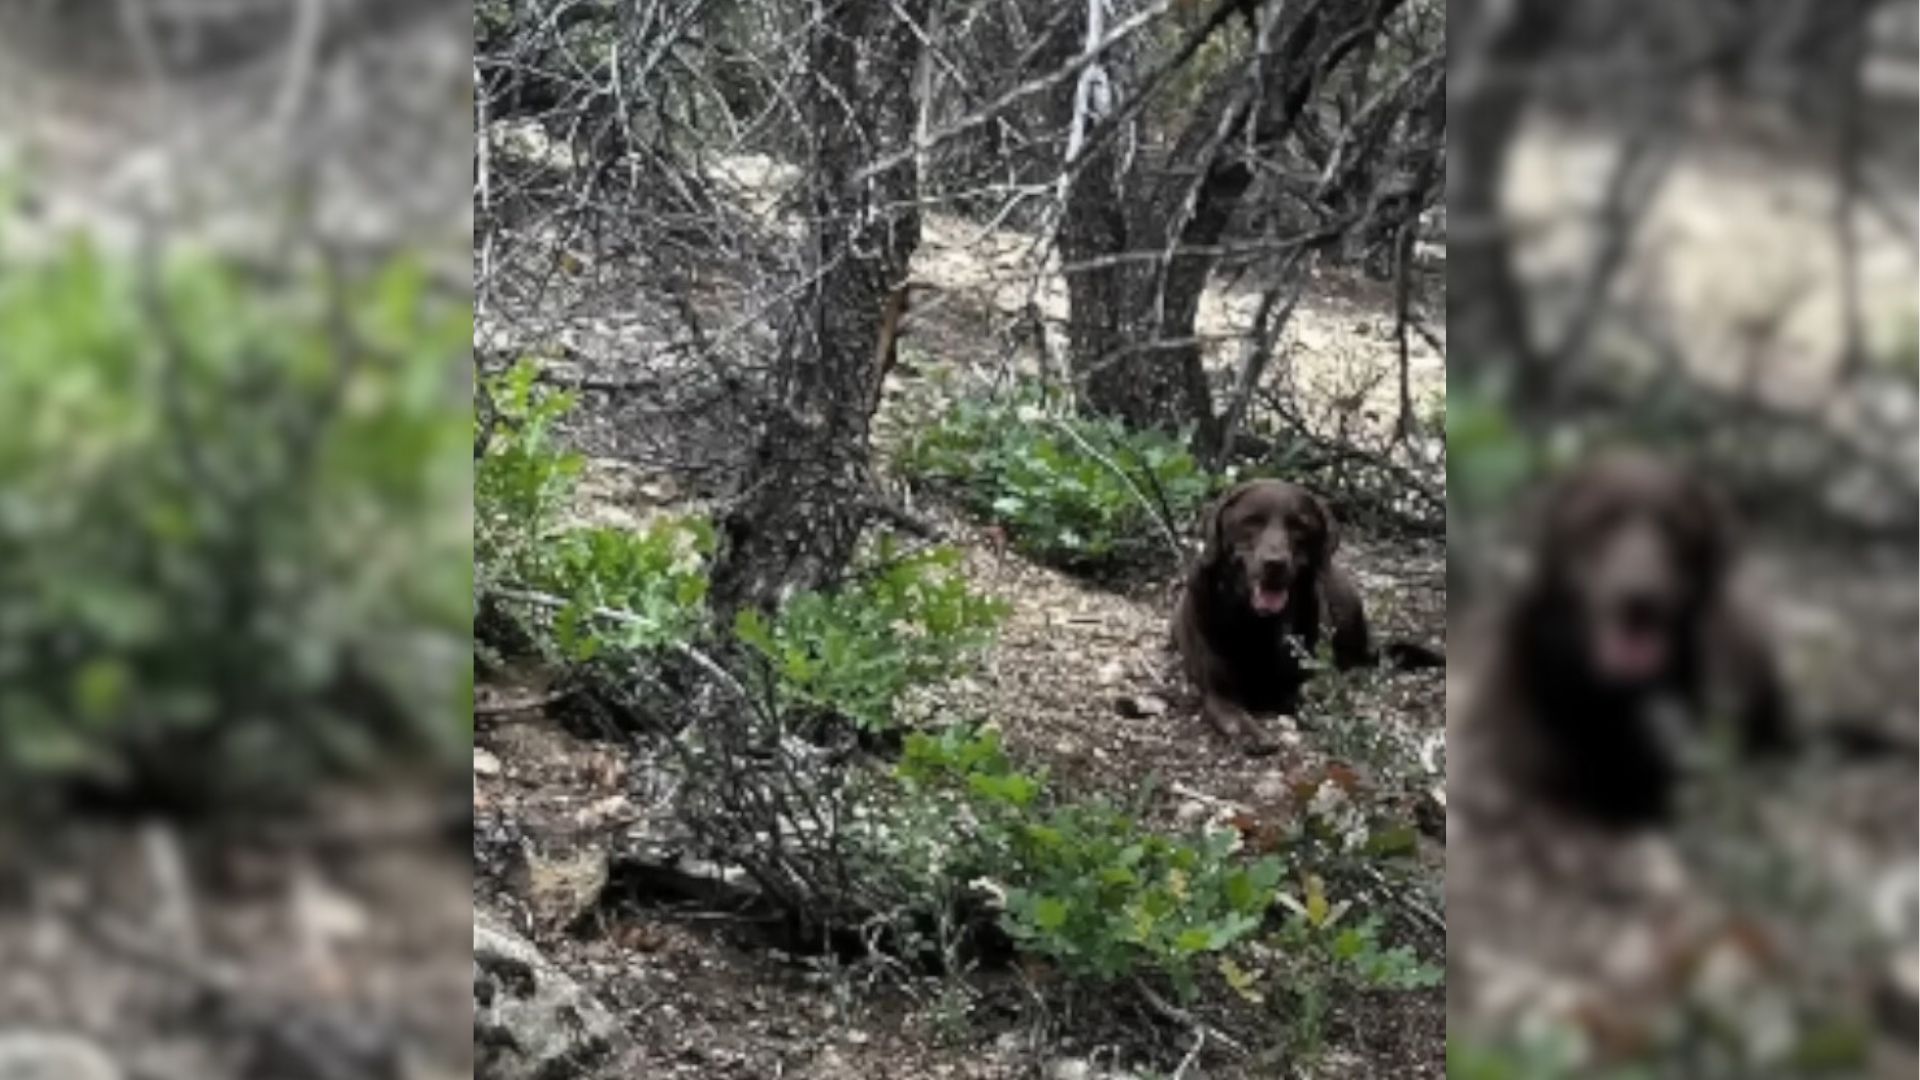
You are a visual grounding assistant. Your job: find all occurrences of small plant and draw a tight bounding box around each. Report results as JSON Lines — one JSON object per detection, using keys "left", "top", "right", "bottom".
{"left": 0, "top": 238, "right": 472, "bottom": 801}
{"left": 476, "top": 360, "right": 714, "bottom": 659}
{"left": 1221, "top": 874, "right": 1442, "bottom": 1063}
{"left": 545, "top": 520, "right": 715, "bottom": 660}
{"left": 1003, "top": 802, "right": 1284, "bottom": 1001}
{"left": 735, "top": 541, "right": 1007, "bottom": 730}
{"left": 898, "top": 391, "right": 1215, "bottom": 573}
{"left": 890, "top": 723, "right": 1287, "bottom": 1002}
{"left": 1444, "top": 382, "right": 1539, "bottom": 519}
{"left": 475, "top": 359, "right": 586, "bottom": 583}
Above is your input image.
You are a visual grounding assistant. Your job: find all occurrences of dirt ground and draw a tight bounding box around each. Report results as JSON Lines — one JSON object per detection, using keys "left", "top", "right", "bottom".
{"left": 0, "top": 793, "right": 474, "bottom": 1080}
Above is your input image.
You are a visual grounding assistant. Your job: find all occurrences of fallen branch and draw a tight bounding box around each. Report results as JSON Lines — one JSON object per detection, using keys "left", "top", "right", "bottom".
{"left": 1132, "top": 977, "right": 1250, "bottom": 1058}
{"left": 1045, "top": 416, "right": 1188, "bottom": 561}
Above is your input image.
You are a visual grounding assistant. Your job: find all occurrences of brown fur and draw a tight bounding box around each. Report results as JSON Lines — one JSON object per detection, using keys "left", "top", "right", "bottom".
{"left": 1474, "top": 451, "right": 1788, "bottom": 826}
{"left": 1172, "top": 480, "right": 1372, "bottom": 755}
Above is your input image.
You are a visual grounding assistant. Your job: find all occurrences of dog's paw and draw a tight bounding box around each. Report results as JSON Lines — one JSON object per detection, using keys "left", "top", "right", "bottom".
{"left": 1241, "top": 731, "right": 1283, "bottom": 758}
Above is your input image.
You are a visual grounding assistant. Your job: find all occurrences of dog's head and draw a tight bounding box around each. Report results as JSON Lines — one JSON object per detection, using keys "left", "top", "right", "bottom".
{"left": 1201, "top": 480, "right": 1339, "bottom": 617}
{"left": 1530, "top": 451, "right": 1732, "bottom": 691}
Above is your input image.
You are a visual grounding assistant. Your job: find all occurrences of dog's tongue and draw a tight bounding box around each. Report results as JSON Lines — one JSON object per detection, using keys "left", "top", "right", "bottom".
{"left": 1252, "top": 587, "right": 1290, "bottom": 615}
{"left": 1597, "top": 625, "right": 1665, "bottom": 682}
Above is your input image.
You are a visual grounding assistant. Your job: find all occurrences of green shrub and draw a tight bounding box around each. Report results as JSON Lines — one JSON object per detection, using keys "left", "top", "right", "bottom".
{"left": 896, "top": 725, "right": 1278, "bottom": 999}
{"left": 1002, "top": 800, "right": 1281, "bottom": 999}
{"left": 478, "top": 364, "right": 1002, "bottom": 728}
{"left": 545, "top": 520, "right": 715, "bottom": 659}
{"left": 734, "top": 540, "right": 1007, "bottom": 730}
{"left": 475, "top": 359, "right": 586, "bottom": 585}
{"left": 898, "top": 392, "right": 1214, "bottom": 573}
{"left": 881, "top": 723, "right": 1443, "bottom": 1009}
{"left": 477, "top": 361, "right": 714, "bottom": 659}
{"left": 1444, "top": 383, "right": 1539, "bottom": 518}
{"left": 0, "top": 239, "right": 472, "bottom": 801}
{"left": 1257, "top": 880, "right": 1443, "bottom": 1060}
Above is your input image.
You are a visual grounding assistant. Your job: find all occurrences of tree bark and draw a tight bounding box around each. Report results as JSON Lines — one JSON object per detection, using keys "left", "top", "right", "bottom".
{"left": 709, "top": 0, "right": 928, "bottom": 619}
{"left": 1056, "top": 0, "right": 1410, "bottom": 456}
{"left": 1446, "top": 0, "right": 1559, "bottom": 406}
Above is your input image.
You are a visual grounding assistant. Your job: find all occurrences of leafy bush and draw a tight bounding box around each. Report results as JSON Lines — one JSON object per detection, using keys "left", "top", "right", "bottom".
{"left": 545, "top": 521, "right": 716, "bottom": 660}
{"left": 898, "top": 392, "right": 1215, "bottom": 573}
{"left": 893, "top": 725, "right": 1278, "bottom": 999}
{"left": 889, "top": 723, "right": 1438, "bottom": 1008}
{"left": 476, "top": 362, "right": 714, "bottom": 659}
{"left": 1444, "top": 383, "right": 1540, "bottom": 519}
{"left": 0, "top": 238, "right": 472, "bottom": 803}
{"left": 478, "top": 362, "right": 1002, "bottom": 729}
{"left": 1004, "top": 801, "right": 1281, "bottom": 999}
{"left": 735, "top": 540, "right": 1007, "bottom": 730}
{"left": 1253, "top": 879, "right": 1442, "bottom": 1060}
{"left": 475, "top": 359, "right": 586, "bottom": 585}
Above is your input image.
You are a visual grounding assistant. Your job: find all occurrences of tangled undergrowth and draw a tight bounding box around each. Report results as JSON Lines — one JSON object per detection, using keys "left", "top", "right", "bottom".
{"left": 475, "top": 361, "right": 1444, "bottom": 1071}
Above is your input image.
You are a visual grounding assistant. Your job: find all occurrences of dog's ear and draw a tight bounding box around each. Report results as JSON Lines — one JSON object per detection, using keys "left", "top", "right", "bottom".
{"left": 1311, "top": 492, "right": 1341, "bottom": 559}
{"left": 1527, "top": 465, "right": 1590, "bottom": 577}
{"left": 1201, "top": 482, "right": 1255, "bottom": 563}
{"left": 1680, "top": 469, "right": 1737, "bottom": 585}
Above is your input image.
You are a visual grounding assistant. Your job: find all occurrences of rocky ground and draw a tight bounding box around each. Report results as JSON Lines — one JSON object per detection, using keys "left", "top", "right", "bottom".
{"left": 0, "top": 793, "right": 473, "bottom": 1080}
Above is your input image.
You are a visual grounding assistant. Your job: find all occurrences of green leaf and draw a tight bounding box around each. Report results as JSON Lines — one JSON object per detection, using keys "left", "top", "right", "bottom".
{"left": 1031, "top": 896, "right": 1069, "bottom": 931}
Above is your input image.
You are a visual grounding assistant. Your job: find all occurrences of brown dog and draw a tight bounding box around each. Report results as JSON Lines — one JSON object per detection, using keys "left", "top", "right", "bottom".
{"left": 1172, "top": 479, "right": 1373, "bottom": 755}
{"left": 1473, "top": 451, "right": 1789, "bottom": 825}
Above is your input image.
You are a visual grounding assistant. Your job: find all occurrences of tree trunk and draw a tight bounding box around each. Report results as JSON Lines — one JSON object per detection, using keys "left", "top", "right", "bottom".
{"left": 709, "top": 0, "right": 927, "bottom": 619}
{"left": 1446, "top": 0, "right": 1559, "bottom": 406}
{"left": 1057, "top": 0, "right": 1407, "bottom": 456}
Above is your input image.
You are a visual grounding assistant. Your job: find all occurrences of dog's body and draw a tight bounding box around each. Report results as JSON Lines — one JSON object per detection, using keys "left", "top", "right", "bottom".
{"left": 1172, "top": 480, "right": 1375, "bottom": 754}
{"left": 1461, "top": 452, "right": 1789, "bottom": 827}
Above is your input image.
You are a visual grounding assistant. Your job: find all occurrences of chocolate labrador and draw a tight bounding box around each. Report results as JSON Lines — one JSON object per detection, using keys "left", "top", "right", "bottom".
{"left": 1172, "top": 479, "right": 1380, "bottom": 755}
{"left": 1479, "top": 451, "right": 1791, "bottom": 825}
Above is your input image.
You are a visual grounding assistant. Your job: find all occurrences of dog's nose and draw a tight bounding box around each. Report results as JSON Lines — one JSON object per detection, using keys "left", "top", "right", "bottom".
{"left": 1258, "top": 559, "right": 1292, "bottom": 586}
{"left": 1617, "top": 592, "right": 1668, "bottom": 633}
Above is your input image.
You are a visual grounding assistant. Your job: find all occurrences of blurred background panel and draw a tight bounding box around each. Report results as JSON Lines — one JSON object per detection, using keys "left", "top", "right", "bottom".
{"left": 0, "top": 2, "right": 472, "bottom": 1078}
{"left": 1447, "top": 0, "right": 1918, "bottom": 1076}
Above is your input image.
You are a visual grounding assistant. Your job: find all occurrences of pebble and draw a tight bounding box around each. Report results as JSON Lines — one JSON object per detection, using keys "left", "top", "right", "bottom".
{"left": 1046, "top": 1058, "right": 1092, "bottom": 1080}
{"left": 1112, "top": 694, "right": 1168, "bottom": 719}
{"left": 1252, "top": 770, "right": 1289, "bottom": 802}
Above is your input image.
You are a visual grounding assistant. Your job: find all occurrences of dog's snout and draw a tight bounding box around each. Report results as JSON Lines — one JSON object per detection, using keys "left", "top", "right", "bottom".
{"left": 1257, "top": 557, "right": 1293, "bottom": 587}
{"left": 1616, "top": 591, "right": 1668, "bottom": 633}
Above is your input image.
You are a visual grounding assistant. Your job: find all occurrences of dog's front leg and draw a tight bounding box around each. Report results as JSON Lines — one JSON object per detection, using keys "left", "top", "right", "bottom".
{"left": 1202, "top": 693, "right": 1282, "bottom": 757}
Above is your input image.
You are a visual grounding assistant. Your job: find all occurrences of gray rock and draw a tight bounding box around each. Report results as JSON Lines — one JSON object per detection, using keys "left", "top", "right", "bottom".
{"left": 474, "top": 913, "right": 625, "bottom": 1080}
{"left": 0, "top": 1034, "right": 122, "bottom": 1080}
{"left": 1046, "top": 1059, "right": 1093, "bottom": 1080}
{"left": 1113, "top": 694, "right": 1168, "bottom": 719}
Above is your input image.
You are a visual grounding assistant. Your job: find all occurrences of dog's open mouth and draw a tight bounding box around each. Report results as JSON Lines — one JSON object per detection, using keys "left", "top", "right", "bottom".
{"left": 1251, "top": 586, "right": 1290, "bottom": 615}
{"left": 1595, "top": 622, "right": 1667, "bottom": 683}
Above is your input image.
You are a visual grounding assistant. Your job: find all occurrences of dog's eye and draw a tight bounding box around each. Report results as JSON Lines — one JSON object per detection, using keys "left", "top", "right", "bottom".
{"left": 1239, "top": 513, "right": 1268, "bottom": 532}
